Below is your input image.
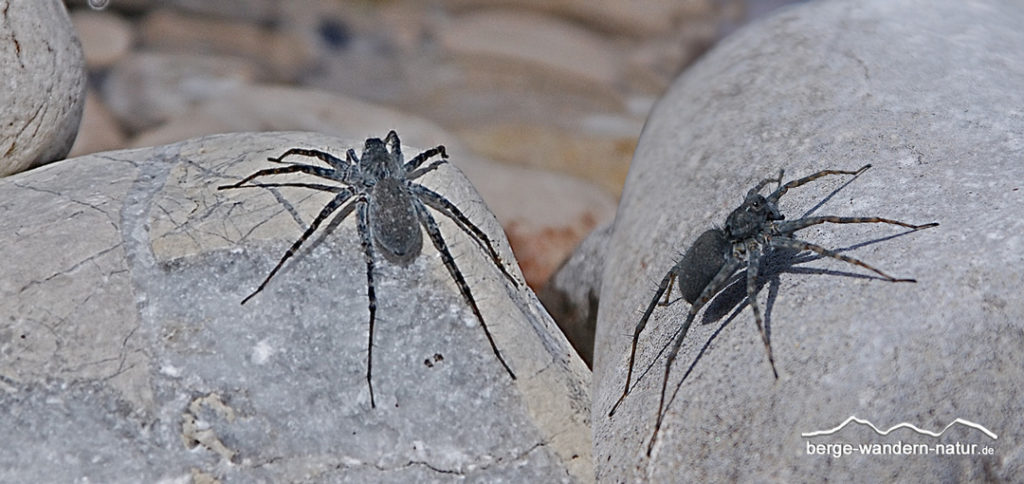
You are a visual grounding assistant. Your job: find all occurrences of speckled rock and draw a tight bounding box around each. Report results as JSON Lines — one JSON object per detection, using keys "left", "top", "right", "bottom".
{"left": 594, "top": 0, "right": 1024, "bottom": 481}
{"left": 0, "top": 132, "right": 592, "bottom": 482}
{"left": 0, "top": 0, "right": 86, "bottom": 177}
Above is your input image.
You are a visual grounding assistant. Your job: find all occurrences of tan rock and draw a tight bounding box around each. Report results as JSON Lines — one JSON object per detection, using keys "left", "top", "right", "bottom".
{"left": 70, "top": 9, "right": 134, "bottom": 69}
{"left": 139, "top": 9, "right": 315, "bottom": 82}
{"left": 439, "top": 9, "right": 621, "bottom": 88}
{"left": 455, "top": 120, "right": 639, "bottom": 197}
{"left": 102, "top": 52, "right": 258, "bottom": 132}
{"left": 439, "top": 0, "right": 713, "bottom": 37}
{"left": 68, "top": 90, "right": 127, "bottom": 157}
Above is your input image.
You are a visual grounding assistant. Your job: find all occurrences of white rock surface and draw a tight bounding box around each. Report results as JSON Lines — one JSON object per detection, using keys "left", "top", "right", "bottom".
{"left": 0, "top": 0, "right": 86, "bottom": 177}
{"left": 0, "top": 132, "right": 592, "bottom": 482}
{"left": 594, "top": 0, "right": 1024, "bottom": 481}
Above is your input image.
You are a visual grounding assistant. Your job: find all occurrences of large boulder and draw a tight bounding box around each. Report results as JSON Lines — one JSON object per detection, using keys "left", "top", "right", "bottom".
{"left": 0, "top": 0, "right": 85, "bottom": 177}
{"left": 0, "top": 132, "right": 591, "bottom": 482}
{"left": 594, "top": 0, "right": 1024, "bottom": 481}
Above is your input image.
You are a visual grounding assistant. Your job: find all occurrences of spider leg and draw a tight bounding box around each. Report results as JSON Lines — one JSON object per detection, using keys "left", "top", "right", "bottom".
{"left": 658, "top": 273, "right": 677, "bottom": 306}
{"left": 413, "top": 200, "right": 517, "bottom": 380}
{"left": 769, "top": 235, "right": 917, "bottom": 282}
{"left": 776, "top": 216, "right": 938, "bottom": 234}
{"left": 404, "top": 145, "right": 448, "bottom": 174}
{"left": 224, "top": 182, "right": 346, "bottom": 192}
{"left": 751, "top": 169, "right": 785, "bottom": 194}
{"left": 239, "top": 188, "right": 357, "bottom": 304}
{"left": 407, "top": 158, "right": 449, "bottom": 181}
{"left": 410, "top": 184, "right": 518, "bottom": 286}
{"left": 744, "top": 241, "right": 778, "bottom": 379}
{"left": 608, "top": 266, "right": 678, "bottom": 417}
{"left": 356, "top": 201, "right": 378, "bottom": 409}
{"left": 218, "top": 164, "right": 339, "bottom": 190}
{"left": 647, "top": 256, "right": 743, "bottom": 456}
{"left": 767, "top": 165, "right": 871, "bottom": 204}
{"left": 269, "top": 147, "right": 352, "bottom": 172}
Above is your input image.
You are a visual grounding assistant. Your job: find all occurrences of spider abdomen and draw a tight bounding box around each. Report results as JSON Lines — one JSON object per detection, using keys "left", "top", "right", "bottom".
{"left": 676, "top": 228, "right": 730, "bottom": 304}
{"left": 370, "top": 177, "right": 423, "bottom": 264}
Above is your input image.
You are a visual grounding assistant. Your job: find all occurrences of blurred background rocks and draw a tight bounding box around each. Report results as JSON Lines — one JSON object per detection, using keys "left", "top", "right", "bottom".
{"left": 63, "top": 0, "right": 803, "bottom": 291}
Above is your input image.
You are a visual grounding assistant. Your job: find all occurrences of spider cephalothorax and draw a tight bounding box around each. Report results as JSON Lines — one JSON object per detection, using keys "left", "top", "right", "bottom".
{"left": 606, "top": 164, "right": 938, "bottom": 455}
{"left": 219, "top": 131, "right": 518, "bottom": 407}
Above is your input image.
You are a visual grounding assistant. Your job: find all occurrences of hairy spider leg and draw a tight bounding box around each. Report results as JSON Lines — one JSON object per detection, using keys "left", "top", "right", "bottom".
{"left": 238, "top": 188, "right": 357, "bottom": 304}
{"left": 407, "top": 158, "right": 450, "bottom": 181}
{"left": 218, "top": 163, "right": 339, "bottom": 190}
{"left": 411, "top": 184, "right": 518, "bottom": 286}
{"left": 225, "top": 182, "right": 347, "bottom": 192}
{"left": 769, "top": 236, "right": 918, "bottom": 283}
{"left": 752, "top": 169, "right": 785, "bottom": 194}
{"left": 658, "top": 273, "right": 677, "bottom": 306}
{"left": 647, "top": 257, "right": 744, "bottom": 456}
{"left": 356, "top": 199, "right": 379, "bottom": 408}
{"left": 743, "top": 240, "right": 778, "bottom": 379}
{"left": 267, "top": 147, "right": 353, "bottom": 172}
{"left": 778, "top": 216, "right": 938, "bottom": 234}
{"left": 608, "top": 266, "right": 678, "bottom": 417}
{"left": 413, "top": 201, "right": 517, "bottom": 380}
{"left": 403, "top": 145, "right": 448, "bottom": 173}
{"left": 767, "top": 164, "right": 871, "bottom": 204}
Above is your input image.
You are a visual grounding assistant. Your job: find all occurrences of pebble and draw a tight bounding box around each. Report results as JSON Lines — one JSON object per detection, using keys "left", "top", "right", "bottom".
{"left": 70, "top": 9, "right": 134, "bottom": 69}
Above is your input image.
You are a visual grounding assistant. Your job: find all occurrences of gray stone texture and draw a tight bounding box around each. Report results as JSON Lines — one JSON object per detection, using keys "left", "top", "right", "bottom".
{"left": 0, "top": 132, "right": 592, "bottom": 482}
{"left": 594, "top": 0, "right": 1024, "bottom": 481}
{"left": 0, "top": 0, "right": 86, "bottom": 177}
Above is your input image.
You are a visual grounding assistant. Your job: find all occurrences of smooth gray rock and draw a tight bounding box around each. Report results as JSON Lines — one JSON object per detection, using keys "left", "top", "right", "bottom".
{"left": 0, "top": 0, "right": 86, "bottom": 177}
{"left": 0, "top": 132, "right": 592, "bottom": 482}
{"left": 594, "top": 0, "right": 1024, "bottom": 481}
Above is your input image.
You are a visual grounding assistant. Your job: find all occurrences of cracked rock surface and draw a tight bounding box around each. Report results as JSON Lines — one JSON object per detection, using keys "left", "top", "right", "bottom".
{"left": 0, "top": 131, "right": 592, "bottom": 482}
{"left": 594, "top": 0, "right": 1024, "bottom": 481}
{"left": 0, "top": 0, "right": 86, "bottom": 177}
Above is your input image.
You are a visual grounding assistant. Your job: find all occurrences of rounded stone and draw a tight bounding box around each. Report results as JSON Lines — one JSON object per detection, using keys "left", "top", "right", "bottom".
{"left": 0, "top": 0, "right": 86, "bottom": 177}
{"left": 594, "top": 0, "right": 1024, "bottom": 481}
{"left": 0, "top": 132, "right": 592, "bottom": 482}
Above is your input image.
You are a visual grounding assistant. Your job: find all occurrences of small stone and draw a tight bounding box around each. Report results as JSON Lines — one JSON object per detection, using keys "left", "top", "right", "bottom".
{"left": 538, "top": 222, "right": 613, "bottom": 367}
{"left": 139, "top": 9, "right": 315, "bottom": 82}
{"left": 70, "top": 9, "right": 134, "bottom": 69}
{"left": 455, "top": 120, "right": 640, "bottom": 197}
{"left": 68, "top": 89, "right": 127, "bottom": 158}
{"left": 437, "top": 0, "right": 713, "bottom": 37}
{"left": 440, "top": 10, "right": 621, "bottom": 89}
{"left": 0, "top": 0, "right": 86, "bottom": 177}
{"left": 101, "top": 52, "right": 258, "bottom": 132}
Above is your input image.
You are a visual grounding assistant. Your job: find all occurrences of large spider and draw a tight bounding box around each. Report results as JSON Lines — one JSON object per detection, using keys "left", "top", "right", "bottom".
{"left": 218, "top": 131, "right": 518, "bottom": 408}
{"left": 605, "top": 164, "right": 938, "bottom": 455}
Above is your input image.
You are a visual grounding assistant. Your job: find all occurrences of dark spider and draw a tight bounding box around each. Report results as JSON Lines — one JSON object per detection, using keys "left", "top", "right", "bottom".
{"left": 605, "top": 164, "right": 938, "bottom": 455}
{"left": 218, "top": 131, "right": 519, "bottom": 408}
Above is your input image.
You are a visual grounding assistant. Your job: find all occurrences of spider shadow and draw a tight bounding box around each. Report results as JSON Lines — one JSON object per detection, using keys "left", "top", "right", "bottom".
{"left": 629, "top": 227, "right": 926, "bottom": 416}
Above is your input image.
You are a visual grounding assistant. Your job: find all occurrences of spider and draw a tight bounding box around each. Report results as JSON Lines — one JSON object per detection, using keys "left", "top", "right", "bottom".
{"left": 604, "top": 164, "right": 938, "bottom": 455}
{"left": 218, "top": 131, "right": 519, "bottom": 408}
